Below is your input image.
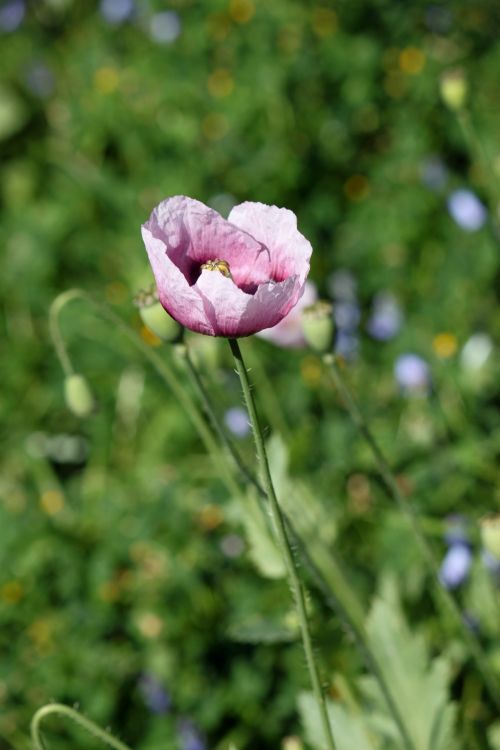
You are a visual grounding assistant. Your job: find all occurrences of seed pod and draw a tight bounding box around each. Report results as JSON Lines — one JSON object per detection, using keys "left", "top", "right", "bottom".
{"left": 134, "top": 285, "right": 183, "bottom": 343}
{"left": 64, "top": 374, "right": 95, "bottom": 418}
{"left": 440, "top": 69, "right": 467, "bottom": 111}
{"left": 301, "top": 301, "right": 334, "bottom": 354}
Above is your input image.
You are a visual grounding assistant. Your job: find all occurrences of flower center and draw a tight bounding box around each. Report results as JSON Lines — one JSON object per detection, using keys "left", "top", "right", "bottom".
{"left": 200, "top": 258, "right": 232, "bottom": 278}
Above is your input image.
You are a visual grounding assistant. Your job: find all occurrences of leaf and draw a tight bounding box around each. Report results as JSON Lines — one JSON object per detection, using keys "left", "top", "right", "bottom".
{"left": 361, "top": 592, "right": 459, "bottom": 750}
{"left": 239, "top": 487, "right": 286, "bottom": 579}
{"left": 487, "top": 722, "right": 500, "bottom": 750}
{"left": 298, "top": 691, "right": 379, "bottom": 750}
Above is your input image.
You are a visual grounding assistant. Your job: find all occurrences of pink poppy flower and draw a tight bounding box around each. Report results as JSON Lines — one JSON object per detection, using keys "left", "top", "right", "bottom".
{"left": 257, "top": 280, "right": 318, "bottom": 348}
{"left": 141, "top": 196, "right": 312, "bottom": 338}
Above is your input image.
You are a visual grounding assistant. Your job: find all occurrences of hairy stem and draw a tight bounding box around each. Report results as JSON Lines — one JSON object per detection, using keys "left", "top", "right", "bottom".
{"left": 229, "top": 337, "right": 337, "bottom": 750}
{"left": 184, "top": 339, "right": 415, "bottom": 750}
{"left": 31, "top": 704, "right": 133, "bottom": 750}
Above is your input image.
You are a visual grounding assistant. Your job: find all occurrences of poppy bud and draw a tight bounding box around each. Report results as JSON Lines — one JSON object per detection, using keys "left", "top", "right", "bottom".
{"left": 64, "top": 374, "right": 95, "bottom": 418}
{"left": 301, "top": 301, "right": 334, "bottom": 353}
{"left": 440, "top": 69, "right": 467, "bottom": 111}
{"left": 480, "top": 515, "right": 500, "bottom": 560}
{"left": 134, "top": 286, "right": 183, "bottom": 343}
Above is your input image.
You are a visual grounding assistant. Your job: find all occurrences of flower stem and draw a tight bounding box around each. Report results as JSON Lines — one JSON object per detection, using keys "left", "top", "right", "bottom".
{"left": 31, "top": 703, "right": 133, "bottom": 750}
{"left": 179, "top": 343, "right": 415, "bottom": 748}
{"left": 324, "top": 353, "right": 500, "bottom": 711}
{"left": 229, "top": 337, "right": 337, "bottom": 750}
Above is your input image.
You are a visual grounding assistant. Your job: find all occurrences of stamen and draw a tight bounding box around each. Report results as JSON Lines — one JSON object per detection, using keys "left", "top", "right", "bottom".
{"left": 200, "top": 259, "right": 232, "bottom": 278}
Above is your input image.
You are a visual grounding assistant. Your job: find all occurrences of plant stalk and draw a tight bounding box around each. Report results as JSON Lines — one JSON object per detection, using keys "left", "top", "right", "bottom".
{"left": 229, "top": 337, "right": 337, "bottom": 750}
{"left": 31, "top": 703, "right": 133, "bottom": 750}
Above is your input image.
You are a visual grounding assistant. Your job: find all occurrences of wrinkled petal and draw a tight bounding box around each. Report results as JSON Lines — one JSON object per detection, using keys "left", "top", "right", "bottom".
{"left": 145, "top": 195, "right": 276, "bottom": 291}
{"left": 195, "top": 269, "right": 300, "bottom": 337}
{"left": 228, "top": 201, "right": 311, "bottom": 285}
{"left": 142, "top": 226, "right": 214, "bottom": 335}
{"left": 141, "top": 196, "right": 313, "bottom": 337}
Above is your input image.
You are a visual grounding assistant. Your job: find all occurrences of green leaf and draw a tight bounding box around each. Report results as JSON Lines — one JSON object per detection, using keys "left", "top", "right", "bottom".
{"left": 487, "top": 722, "right": 500, "bottom": 750}
{"left": 362, "top": 591, "right": 459, "bottom": 750}
{"left": 298, "top": 691, "right": 379, "bottom": 750}
{"left": 239, "top": 487, "right": 286, "bottom": 579}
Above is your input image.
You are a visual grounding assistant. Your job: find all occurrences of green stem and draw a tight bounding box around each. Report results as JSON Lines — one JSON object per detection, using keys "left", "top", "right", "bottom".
{"left": 49, "top": 291, "right": 77, "bottom": 376}
{"left": 229, "top": 337, "right": 336, "bottom": 750}
{"left": 49, "top": 289, "right": 240, "bottom": 498}
{"left": 184, "top": 340, "right": 414, "bottom": 749}
{"left": 31, "top": 703, "right": 133, "bottom": 750}
{"left": 50, "top": 291, "right": 414, "bottom": 746}
{"left": 324, "top": 353, "right": 500, "bottom": 711}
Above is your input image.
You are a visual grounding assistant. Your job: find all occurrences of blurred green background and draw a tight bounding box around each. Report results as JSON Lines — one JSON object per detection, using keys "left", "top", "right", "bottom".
{"left": 2, "top": 0, "right": 500, "bottom": 748}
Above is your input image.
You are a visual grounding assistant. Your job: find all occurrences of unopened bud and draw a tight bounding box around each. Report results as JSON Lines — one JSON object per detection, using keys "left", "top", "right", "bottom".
{"left": 480, "top": 515, "right": 500, "bottom": 560}
{"left": 301, "top": 301, "right": 334, "bottom": 353}
{"left": 186, "top": 333, "right": 221, "bottom": 371}
{"left": 440, "top": 69, "right": 467, "bottom": 111}
{"left": 134, "top": 286, "right": 183, "bottom": 343}
{"left": 64, "top": 374, "right": 95, "bottom": 418}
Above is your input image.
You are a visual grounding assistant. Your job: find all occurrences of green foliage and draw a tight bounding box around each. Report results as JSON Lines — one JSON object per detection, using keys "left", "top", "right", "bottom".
{"left": 2, "top": 0, "right": 500, "bottom": 748}
{"left": 299, "top": 585, "right": 459, "bottom": 750}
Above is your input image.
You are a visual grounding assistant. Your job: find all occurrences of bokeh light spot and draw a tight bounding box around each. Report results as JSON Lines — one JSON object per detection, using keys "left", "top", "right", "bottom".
{"left": 93, "top": 66, "right": 119, "bottom": 94}
{"left": 229, "top": 0, "right": 255, "bottom": 24}
{"left": 1, "top": 580, "right": 23, "bottom": 603}
{"left": 344, "top": 174, "right": 370, "bottom": 201}
{"left": 39, "top": 490, "right": 64, "bottom": 515}
{"left": 312, "top": 7, "right": 338, "bottom": 37}
{"left": 432, "top": 332, "right": 457, "bottom": 358}
{"left": 399, "top": 47, "right": 426, "bottom": 75}
{"left": 202, "top": 112, "right": 229, "bottom": 140}
{"left": 208, "top": 69, "right": 234, "bottom": 98}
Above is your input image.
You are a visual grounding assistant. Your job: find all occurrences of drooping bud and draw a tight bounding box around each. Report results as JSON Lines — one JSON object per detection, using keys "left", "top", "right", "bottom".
{"left": 134, "top": 285, "right": 183, "bottom": 343}
{"left": 480, "top": 515, "right": 500, "bottom": 560}
{"left": 301, "top": 301, "right": 334, "bottom": 353}
{"left": 440, "top": 69, "right": 467, "bottom": 111}
{"left": 64, "top": 374, "right": 95, "bottom": 418}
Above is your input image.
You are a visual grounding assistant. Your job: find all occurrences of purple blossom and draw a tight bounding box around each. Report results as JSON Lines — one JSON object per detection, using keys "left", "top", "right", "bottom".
{"left": 0, "top": 0, "right": 25, "bottom": 32}
{"left": 328, "top": 269, "right": 357, "bottom": 301}
{"left": 439, "top": 544, "right": 472, "bottom": 589}
{"left": 25, "top": 63, "right": 55, "bottom": 98}
{"left": 420, "top": 156, "right": 448, "bottom": 192}
{"left": 99, "top": 0, "right": 134, "bottom": 25}
{"left": 394, "top": 354, "right": 430, "bottom": 393}
{"left": 335, "top": 330, "right": 359, "bottom": 360}
{"left": 447, "top": 189, "right": 487, "bottom": 232}
{"left": 224, "top": 407, "right": 250, "bottom": 438}
{"left": 177, "top": 719, "right": 206, "bottom": 750}
{"left": 150, "top": 11, "right": 182, "bottom": 44}
{"left": 220, "top": 533, "right": 245, "bottom": 558}
{"left": 138, "top": 674, "right": 171, "bottom": 715}
{"left": 334, "top": 300, "right": 361, "bottom": 331}
{"left": 367, "top": 292, "right": 403, "bottom": 341}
